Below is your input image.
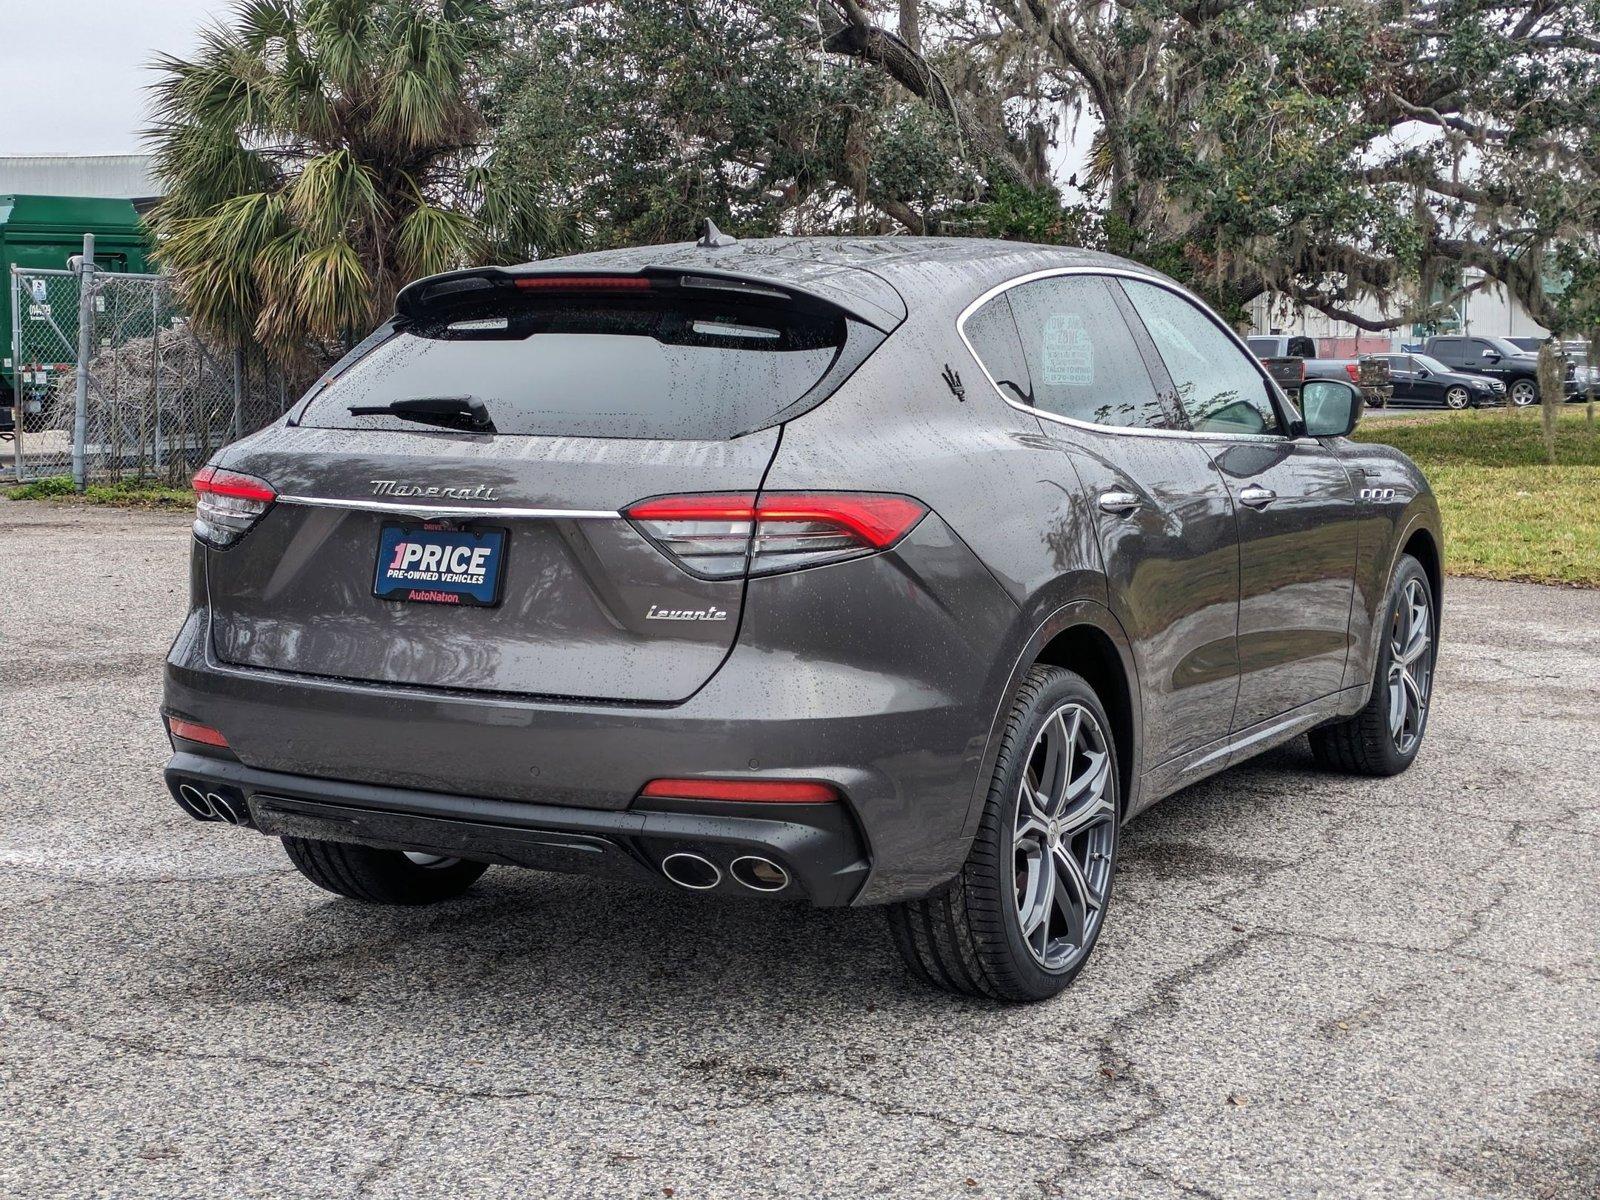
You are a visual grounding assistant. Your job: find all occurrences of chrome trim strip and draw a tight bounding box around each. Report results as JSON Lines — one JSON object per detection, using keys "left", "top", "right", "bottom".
{"left": 1182, "top": 697, "right": 1346, "bottom": 775}
{"left": 954, "top": 265, "right": 1293, "bottom": 445}
{"left": 1186, "top": 713, "right": 1302, "bottom": 772}
{"left": 277, "top": 494, "right": 621, "bottom": 520}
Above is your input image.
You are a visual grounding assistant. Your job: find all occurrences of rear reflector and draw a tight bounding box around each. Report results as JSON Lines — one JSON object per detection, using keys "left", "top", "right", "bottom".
{"left": 625, "top": 491, "right": 927, "bottom": 578}
{"left": 640, "top": 778, "right": 839, "bottom": 804}
{"left": 166, "top": 716, "right": 229, "bottom": 748}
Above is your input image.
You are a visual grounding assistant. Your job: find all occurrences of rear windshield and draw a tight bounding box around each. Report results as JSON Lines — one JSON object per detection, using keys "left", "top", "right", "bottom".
{"left": 299, "top": 294, "right": 849, "bottom": 440}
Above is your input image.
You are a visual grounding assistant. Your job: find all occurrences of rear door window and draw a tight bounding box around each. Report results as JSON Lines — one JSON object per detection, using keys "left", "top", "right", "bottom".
{"left": 299, "top": 292, "right": 855, "bottom": 441}
{"left": 1002, "top": 275, "right": 1173, "bottom": 430}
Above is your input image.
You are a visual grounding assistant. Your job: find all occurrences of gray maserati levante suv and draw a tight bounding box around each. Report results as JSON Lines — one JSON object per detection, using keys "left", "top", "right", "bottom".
{"left": 162, "top": 235, "right": 1441, "bottom": 1001}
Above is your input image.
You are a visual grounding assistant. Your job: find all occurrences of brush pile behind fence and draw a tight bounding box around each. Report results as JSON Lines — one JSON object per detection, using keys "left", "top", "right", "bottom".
{"left": 9, "top": 265, "right": 308, "bottom": 486}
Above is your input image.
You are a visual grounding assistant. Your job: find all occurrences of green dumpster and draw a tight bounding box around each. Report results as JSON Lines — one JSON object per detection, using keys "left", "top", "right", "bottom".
{"left": 2, "top": 194, "right": 154, "bottom": 431}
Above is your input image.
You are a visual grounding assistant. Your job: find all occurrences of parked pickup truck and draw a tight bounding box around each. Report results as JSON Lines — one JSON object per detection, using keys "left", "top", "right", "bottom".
{"left": 1247, "top": 335, "right": 1393, "bottom": 409}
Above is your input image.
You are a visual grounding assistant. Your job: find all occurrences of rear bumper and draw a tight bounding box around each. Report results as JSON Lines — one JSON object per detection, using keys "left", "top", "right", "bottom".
{"left": 164, "top": 750, "right": 869, "bottom": 905}
{"left": 163, "top": 514, "right": 1024, "bottom": 904}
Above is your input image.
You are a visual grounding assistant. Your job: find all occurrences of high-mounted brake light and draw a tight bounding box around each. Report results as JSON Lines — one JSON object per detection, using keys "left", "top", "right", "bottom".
{"left": 192, "top": 465, "right": 277, "bottom": 547}
{"left": 624, "top": 491, "right": 928, "bottom": 578}
{"left": 640, "top": 778, "right": 839, "bottom": 804}
{"left": 512, "top": 275, "right": 654, "bottom": 291}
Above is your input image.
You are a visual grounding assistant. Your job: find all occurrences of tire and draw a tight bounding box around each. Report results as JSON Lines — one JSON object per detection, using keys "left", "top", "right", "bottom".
{"left": 888, "top": 665, "right": 1120, "bottom": 1002}
{"left": 1309, "top": 555, "right": 1435, "bottom": 777}
{"left": 281, "top": 836, "right": 488, "bottom": 905}
{"left": 1444, "top": 386, "right": 1470, "bottom": 410}
{"left": 1509, "top": 378, "right": 1537, "bottom": 407}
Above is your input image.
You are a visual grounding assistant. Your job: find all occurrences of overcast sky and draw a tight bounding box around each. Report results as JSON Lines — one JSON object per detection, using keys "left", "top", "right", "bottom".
{"left": 0, "top": 1, "right": 230, "bottom": 156}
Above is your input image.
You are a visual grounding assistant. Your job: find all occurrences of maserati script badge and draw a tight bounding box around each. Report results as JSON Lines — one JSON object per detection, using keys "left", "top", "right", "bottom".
{"left": 370, "top": 479, "right": 500, "bottom": 502}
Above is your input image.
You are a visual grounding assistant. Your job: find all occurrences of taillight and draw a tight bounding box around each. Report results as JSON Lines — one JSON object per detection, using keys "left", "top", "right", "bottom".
{"left": 192, "top": 465, "right": 276, "bottom": 547}
{"left": 624, "top": 491, "right": 928, "bottom": 578}
{"left": 1345, "top": 362, "right": 1361, "bottom": 383}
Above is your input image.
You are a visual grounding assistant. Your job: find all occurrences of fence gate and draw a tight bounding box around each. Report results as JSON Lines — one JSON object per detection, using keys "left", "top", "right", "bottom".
{"left": 8, "top": 252, "right": 292, "bottom": 486}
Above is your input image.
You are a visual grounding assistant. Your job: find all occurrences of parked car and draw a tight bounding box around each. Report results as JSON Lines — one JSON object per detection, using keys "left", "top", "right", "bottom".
{"left": 1246, "top": 335, "right": 1394, "bottom": 408}
{"left": 1382, "top": 352, "right": 1504, "bottom": 409}
{"left": 1421, "top": 334, "right": 1580, "bottom": 406}
{"left": 1555, "top": 342, "right": 1600, "bottom": 396}
{"left": 161, "top": 236, "right": 1442, "bottom": 1002}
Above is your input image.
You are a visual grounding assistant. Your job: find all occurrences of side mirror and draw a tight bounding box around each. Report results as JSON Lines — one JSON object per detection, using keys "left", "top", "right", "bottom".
{"left": 1300, "top": 378, "right": 1364, "bottom": 438}
{"left": 1415, "top": 368, "right": 1429, "bottom": 378}
{"left": 1482, "top": 351, "right": 1501, "bottom": 363}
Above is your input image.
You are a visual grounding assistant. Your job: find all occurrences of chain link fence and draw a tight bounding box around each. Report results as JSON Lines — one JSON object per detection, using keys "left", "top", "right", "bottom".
{"left": 7, "top": 256, "right": 299, "bottom": 487}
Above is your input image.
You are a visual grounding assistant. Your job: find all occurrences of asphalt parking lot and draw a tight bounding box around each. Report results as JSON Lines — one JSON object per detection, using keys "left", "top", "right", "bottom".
{"left": 2, "top": 500, "right": 1596, "bottom": 1200}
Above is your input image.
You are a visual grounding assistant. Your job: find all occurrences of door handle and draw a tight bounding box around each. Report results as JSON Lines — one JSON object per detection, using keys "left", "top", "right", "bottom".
{"left": 1097, "top": 490, "right": 1142, "bottom": 515}
{"left": 1239, "top": 485, "right": 1276, "bottom": 509}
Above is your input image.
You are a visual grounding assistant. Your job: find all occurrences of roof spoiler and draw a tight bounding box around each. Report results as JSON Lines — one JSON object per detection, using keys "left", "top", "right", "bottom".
{"left": 394, "top": 264, "right": 904, "bottom": 333}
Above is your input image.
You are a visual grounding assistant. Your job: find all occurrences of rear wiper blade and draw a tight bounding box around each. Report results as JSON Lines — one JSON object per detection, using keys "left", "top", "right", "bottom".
{"left": 347, "top": 395, "right": 496, "bottom": 433}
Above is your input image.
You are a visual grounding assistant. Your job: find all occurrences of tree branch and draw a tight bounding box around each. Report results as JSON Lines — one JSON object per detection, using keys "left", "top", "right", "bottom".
{"left": 823, "top": 0, "right": 1031, "bottom": 189}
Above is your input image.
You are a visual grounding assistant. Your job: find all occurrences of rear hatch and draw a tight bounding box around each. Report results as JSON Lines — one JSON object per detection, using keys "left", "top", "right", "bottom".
{"left": 204, "top": 268, "right": 890, "bottom": 704}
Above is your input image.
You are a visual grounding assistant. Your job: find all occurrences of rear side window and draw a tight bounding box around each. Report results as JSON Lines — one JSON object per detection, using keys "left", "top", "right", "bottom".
{"left": 299, "top": 293, "right": 855, "bottom": 440}
{"left": 1002, "top": 275, "right": 1171, "bottom": 430}
{"left": 963, "top": 293, "right": 1032, "bottom": 405}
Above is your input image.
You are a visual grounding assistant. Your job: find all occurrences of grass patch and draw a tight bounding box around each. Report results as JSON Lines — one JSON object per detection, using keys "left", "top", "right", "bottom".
{"left": 1354, "top": 407, "right": 1600, "bottom": 586}
{"left": 5, "top": 475, "right": 193, "bottom": 509}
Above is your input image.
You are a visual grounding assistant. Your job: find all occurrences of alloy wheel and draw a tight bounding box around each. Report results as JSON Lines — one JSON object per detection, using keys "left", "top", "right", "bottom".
{"left": 1445, "top": 387, "right": 1469, "bottom": 410}
{"left": 1387, "top": 578, "right": 1433, "bottom": 755}
{"left": 1013, "top": 702, "right": 1116, "bottom": 971}
{"left": 1510, "top": 380, "right": 1537, "bottom": 406}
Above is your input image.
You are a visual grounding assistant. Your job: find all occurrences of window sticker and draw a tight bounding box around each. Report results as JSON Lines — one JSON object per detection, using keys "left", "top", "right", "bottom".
{"left": 1040, "top": 312, "right": 1094, "bottom": 386}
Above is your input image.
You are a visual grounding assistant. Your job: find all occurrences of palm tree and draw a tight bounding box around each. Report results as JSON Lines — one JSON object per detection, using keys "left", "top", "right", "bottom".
{"left": 146, "top": 0, "right": 574, "bottom": 361}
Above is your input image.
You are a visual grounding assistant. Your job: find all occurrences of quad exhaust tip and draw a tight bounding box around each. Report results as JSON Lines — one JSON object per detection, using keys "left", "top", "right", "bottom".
{"left": 660, "top": 852, "right": 791, "bottom": 893}
{"left": 175, "top": 782, "right": 249, "bottom": 826}
{"left": 660, "top": 852, "right": 721, "bottom": 891}
{"left": 730, "top": 855, "right": 790, "bottom": 892}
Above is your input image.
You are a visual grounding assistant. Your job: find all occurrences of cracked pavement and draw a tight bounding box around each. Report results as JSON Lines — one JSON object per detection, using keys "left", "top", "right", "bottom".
{"left": 2, "top": 500, "right": 1597, "bottom": 1199}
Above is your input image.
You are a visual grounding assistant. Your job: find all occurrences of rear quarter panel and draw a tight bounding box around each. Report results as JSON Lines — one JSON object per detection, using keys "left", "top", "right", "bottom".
{"left": 761, "top": 272, "right": 1132, "bottom": 849}
{"left": 1331, "top": 440, "right": 1442, "bottom": 694}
